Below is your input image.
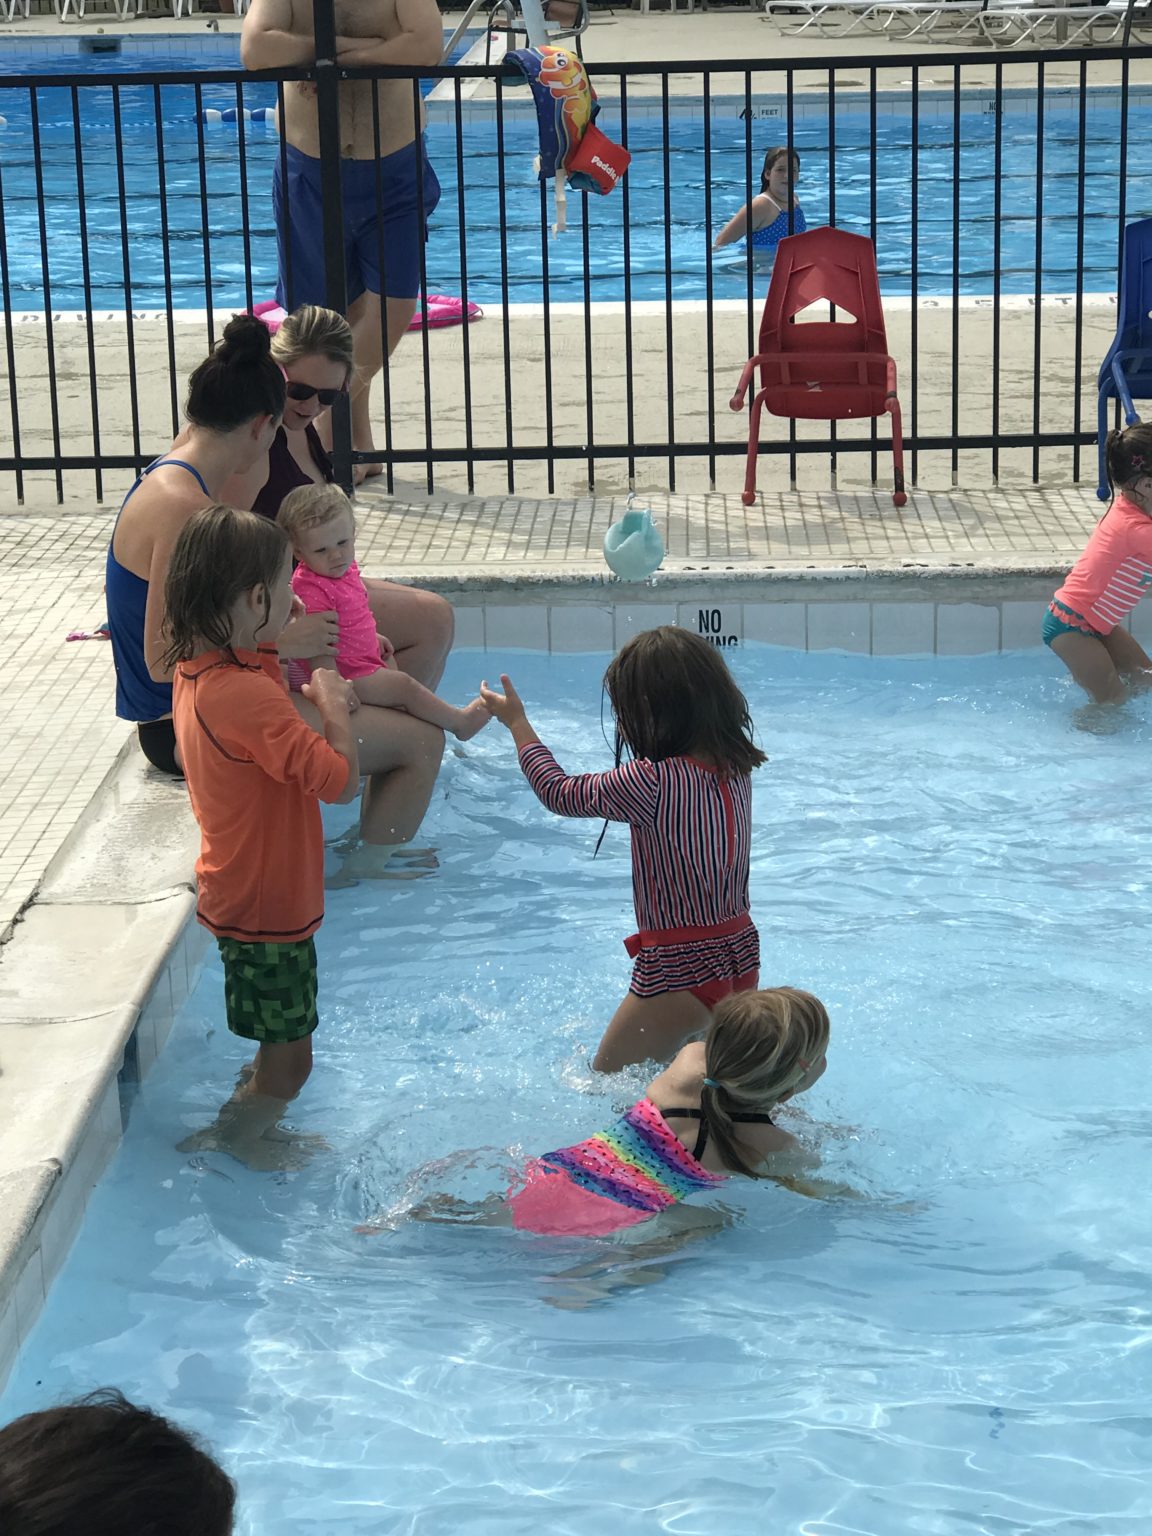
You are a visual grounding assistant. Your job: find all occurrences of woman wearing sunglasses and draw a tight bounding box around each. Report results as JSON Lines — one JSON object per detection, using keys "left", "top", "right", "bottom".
{"left": 215, "top": 305, "right": 452, "bottom": 857}
{"left": 222, "top": 305, "right": 454, "bottom": 695}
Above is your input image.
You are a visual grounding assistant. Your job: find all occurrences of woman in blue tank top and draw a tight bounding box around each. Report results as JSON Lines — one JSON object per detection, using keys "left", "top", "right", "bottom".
{"left": 714, "top": 145, "right": 806, "bottom": 264}
{"left": 106, "top": 315, "right": 287, "bottom": 775}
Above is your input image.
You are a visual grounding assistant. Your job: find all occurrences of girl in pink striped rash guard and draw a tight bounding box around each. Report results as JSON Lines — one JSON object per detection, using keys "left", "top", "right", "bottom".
{"left": 480, "top": 626, "right": 768, "bottom": 1074}
{"left": 1045, "top": 424, "right": 1152, "bottom": 704}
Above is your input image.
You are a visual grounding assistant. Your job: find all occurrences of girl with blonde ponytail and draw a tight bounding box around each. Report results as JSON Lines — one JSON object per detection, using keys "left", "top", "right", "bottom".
{"left": 504, "top": 988, "right": 832, "bottom": 1237}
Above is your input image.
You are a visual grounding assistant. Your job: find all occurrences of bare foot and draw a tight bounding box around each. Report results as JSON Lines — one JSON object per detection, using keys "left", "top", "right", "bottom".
{"left": 353, "top": 460, "right": 384, "bottom": 486}
{"left": 453, "top": 698, "right": 493, "bottom": 742}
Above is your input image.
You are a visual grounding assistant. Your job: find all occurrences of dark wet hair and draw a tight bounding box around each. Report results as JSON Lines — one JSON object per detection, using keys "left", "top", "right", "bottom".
{"left": 604, "top": 626, "right": 767, "bottom": 778}
{"left": 161, "top": 503, "right": 291, "bottom": 668}
{"left": 700, "top": 988, "right": 830, "bottom": 1178}
{"left": 185, "top": 312, "right": 286, "bottom": 433}
{"left": 760, "top": 145, "right": 800, "bottom": 196}
{"left": 1104, "top": 422, "right": 1152, "bottom": 499}
{"left": 0, "top": 1387, "right": 235, "bottom": 1536}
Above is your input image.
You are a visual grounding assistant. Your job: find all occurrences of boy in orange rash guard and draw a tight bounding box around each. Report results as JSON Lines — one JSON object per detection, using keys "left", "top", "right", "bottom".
{"left": 164, "top": 505, "right": 359, "bottom": 1170}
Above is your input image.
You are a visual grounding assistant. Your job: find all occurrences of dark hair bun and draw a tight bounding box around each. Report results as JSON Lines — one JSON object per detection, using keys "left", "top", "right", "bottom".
{"left": 217, "top": 312, "right": 272, "bottom": 366}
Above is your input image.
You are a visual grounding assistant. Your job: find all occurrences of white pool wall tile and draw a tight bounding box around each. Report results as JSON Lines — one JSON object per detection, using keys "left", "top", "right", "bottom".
{"left": 484, "top": 603, "right": 549, "bottom": 653}
{"left": 677, "top": 602, "right": 743, "bottom": 646}
{"left": 743, "top": 603, "right": 807, "bottom": 649}
{"left": 1001, "top": 600, "right": 1049, "bottom": 651}
{"left": 443, "top": 594, "right": 1056, "bottom": 654}
{"left": 806, "top": 602, "right": 872, "bottom": 654}
{"left": 936, "top": 603, "right": 1003, "bottom": 655}
{"left": 871, "top": 603, "right": 936, "bottom": 656}
{"left": 615, "top": 603, "right": 679, "bottom": 647}
{"left": 549, "top": 604, "right": 615, "bottom": 653}
{"left": 452, "top": 605, "right": 485, "bottom": 651}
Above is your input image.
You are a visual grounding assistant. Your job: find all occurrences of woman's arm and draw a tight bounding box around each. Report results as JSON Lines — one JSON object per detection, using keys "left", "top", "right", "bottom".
{"left": 143, "top": 510, "right": 196, "bottom": 683}
{"left": 714, "top": 193, "right": 778, "bottom": 250}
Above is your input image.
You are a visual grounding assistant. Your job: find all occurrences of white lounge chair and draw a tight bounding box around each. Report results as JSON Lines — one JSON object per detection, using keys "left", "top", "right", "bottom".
{"left": 977, "top": 0, "right": 1126, "bottom": 45}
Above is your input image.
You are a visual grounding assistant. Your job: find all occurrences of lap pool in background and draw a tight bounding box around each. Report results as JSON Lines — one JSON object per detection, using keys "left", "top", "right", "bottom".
{"left": 2, "top": 647, "right": 1150, "bottom": 1534}
{"left": 1, "top": 45, "right": 1151, "bottom": 308}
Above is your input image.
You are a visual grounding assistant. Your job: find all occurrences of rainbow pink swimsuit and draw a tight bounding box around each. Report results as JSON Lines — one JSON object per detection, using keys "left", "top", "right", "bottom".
{"left": 1051, "top": 494, "right": 1152, "bottom": 635}
{"left": 507, "top": 1096, "right": 725, "bottom": 1237}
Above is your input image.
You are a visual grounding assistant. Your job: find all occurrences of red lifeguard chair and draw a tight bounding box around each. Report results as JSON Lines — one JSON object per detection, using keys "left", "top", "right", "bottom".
{"left": 729, "top": 226, "right": 907, "bottom": 508}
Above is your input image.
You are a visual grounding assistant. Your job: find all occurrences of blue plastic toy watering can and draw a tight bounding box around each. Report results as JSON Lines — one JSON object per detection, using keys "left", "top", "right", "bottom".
{"left": 603, "top": 505, "right": 664, "bottom": 582}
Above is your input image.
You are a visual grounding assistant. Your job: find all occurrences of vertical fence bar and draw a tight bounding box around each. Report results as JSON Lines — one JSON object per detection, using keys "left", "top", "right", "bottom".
{"left": 234, "top": 80, "right": 255, "bottom": 317}
{"left": 827, "top": 68, "right": 837, "bottom": 491}
{"left": 1071, "top": 59, "right": 1088, "bottom": 485}
{"left": 29, "top": 89, "right": 64, "bottom": 501}
{"left": 71, "top": 84, "right": 104, "bottom": 502}
{"left": 412, "top": 79, "right": 434, "bottom": 495}
{"left": 371, "top": 82, "right": 396, "bottom": 495}
{"left": 786, "top": 66, "right": 797, "bottom": 491}
{"left": 453, "top": 80, "right": 478, "bottom": 495}
{"left": 152, "top": 86, "right": 181, "bottom": 440}
{"left": 743, "top": 70, "right": 755, "bottom": 364}
{"left": 910, "top": 66, "right": 920, "bottom": 486}
{"left": 1031, "top": 61, "right": 1045, "bottom": 484}
{"left": 1118, "top": 50, "right": 1131, "bottom": 281}
{"left": 991, "top": 63, "right": 1003, "bottom": 485}
{"left": 620, "top": 78, "right": 636, "bottom": 490}
{"left": 112, "top": 83, "right": 143, "bottom": 473}
{"left": 703, "top": 72, "right": 716, "bottom": 491}
{"left": 869, "top": 65, "right": 878, "bottom": 488}
{"left": 495, "top": 74, "right": 515, "bottom": 493}
{"left": 0, "top": 110, "right": 25, "bottom": 503}
{"left": 312, "top": 0, "right": 352, "bottom": 492}
{"left": 951, "top": 64, "right": 961, "bottom": 488}
{"left": 581, "top": 184, "right": 595, "bottom": 494}
{"left": 277, "top": 83, "right": 295, "bottom": 311}
{"left": 662, "top": 72, "right": 676, "bottom": 490}
{"left": 193, "top": 83, "right": 216, "bottom": 351}
{"left": 538, "top": 173, "right": 556, "bottom": 495}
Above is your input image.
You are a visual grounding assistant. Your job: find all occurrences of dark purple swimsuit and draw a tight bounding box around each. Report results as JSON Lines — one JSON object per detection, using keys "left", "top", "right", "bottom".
{"left": 252, "top": 424, "right": 333, "bottom": 521}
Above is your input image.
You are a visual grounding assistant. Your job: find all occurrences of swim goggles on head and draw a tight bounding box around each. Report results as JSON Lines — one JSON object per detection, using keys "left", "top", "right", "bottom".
{"left": 285, "top": 381, "right": 346, "bottom": 406}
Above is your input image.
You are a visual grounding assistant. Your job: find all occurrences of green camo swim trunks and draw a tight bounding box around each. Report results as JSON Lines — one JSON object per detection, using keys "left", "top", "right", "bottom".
{"left": 217, "top": 937, "right": 319, "bottom": 1044}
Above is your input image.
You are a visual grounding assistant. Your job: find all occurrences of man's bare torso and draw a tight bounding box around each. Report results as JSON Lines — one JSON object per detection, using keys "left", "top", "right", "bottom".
{"left": 281, "top": 0, "right": 426, "bottom": 160}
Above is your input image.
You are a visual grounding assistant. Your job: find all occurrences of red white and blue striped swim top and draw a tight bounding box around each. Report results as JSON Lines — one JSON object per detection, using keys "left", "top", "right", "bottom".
{"left": 519, "top": 742, "right": 759, "bottom": 995}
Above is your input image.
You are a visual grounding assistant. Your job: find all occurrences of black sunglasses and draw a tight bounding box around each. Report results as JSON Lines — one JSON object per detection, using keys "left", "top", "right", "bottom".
{"left": 285, "top": 382, "right": 346, "bottom": 406}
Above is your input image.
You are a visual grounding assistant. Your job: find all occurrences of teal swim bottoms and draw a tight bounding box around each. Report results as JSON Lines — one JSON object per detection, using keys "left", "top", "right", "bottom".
{"left": 1043, "top": 600, "right": 1104, "bottom": 648}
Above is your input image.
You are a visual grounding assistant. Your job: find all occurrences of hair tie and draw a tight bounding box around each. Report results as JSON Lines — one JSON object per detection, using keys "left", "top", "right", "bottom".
{"left": 702, "top": 1076, "right": 720, "bottom": 1089}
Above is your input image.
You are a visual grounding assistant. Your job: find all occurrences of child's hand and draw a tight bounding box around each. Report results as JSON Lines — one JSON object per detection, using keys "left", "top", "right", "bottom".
{"left": 480, "top": 674, "right": 527, "bottom": 728}
{"left": 302, "top": 667, "right": 355, "bottom": 717}
{"left": 377, "top": 633, "right": 396, "bottom": 667}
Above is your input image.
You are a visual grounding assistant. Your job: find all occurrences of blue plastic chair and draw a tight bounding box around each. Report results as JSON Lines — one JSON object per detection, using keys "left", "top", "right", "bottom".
{"left": 1097, "top": 216, "right": 1152, "bottom": 499}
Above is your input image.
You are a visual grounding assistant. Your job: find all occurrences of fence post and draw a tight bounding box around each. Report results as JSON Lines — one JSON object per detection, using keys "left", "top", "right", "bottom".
{"left": 312, "top": 0, "right": 354, "bottom": 494}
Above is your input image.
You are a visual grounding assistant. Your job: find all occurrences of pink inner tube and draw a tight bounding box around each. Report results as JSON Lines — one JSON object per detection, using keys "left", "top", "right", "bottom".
{"left": 407, "top": 296, "right": 483, "bottom": 331}
{"left": 254, "top": 298, "right": 481, "bottom": 334}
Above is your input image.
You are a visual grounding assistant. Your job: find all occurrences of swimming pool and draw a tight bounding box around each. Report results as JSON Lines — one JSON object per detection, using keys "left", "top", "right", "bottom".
{"left": 1, "top": 69, "right": 1150, "bottom": 309}
{"left": 2, "top": 644, "right": 1149, "bottom": 1533}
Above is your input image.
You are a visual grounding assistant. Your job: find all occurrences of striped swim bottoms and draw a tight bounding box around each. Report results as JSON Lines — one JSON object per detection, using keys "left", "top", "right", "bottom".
{"left": 217, "top": 936, "right": 319, "bottom": 1044}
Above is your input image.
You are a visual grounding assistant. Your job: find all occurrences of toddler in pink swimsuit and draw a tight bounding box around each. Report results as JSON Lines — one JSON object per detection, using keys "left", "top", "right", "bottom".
{"left": 277, "top": 485, "right": 490, "bottom": 740}
{"left": 1045, "top": 424, "right": 1152, "bottom": 704}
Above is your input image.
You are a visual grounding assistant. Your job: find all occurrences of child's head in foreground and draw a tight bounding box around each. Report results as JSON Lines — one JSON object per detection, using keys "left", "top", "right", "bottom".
{"left": 277, "top": 484, "right": 357, "bottom": 582}
{"left": 161, "top": 503, "right": 293, "bottom": 668}
{"left": 0, "top": 1387, "right": 235, "bottom": 1536}
{"left": 702, "top": 987, "right": 830, "bottom": 1176}
{"left": 604, "top": 625, "right": 767, "bottom": 776}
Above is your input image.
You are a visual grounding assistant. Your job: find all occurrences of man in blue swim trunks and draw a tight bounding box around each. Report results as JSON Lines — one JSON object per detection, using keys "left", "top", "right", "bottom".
{"left": 241, "top": 0, "right": 443, "bottom": 477}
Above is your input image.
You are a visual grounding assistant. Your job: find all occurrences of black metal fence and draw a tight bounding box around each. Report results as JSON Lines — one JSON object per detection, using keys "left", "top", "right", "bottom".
{"left": 1, "top": 37, "right": 1151, "bottom": 505}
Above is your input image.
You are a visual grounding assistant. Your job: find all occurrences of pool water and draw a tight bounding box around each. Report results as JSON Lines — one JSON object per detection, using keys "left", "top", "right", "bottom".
{"left": 1, "top": 75, "right": 1150, "bottom": 308}
{"left": 3, "top": 646, "right": 1151, "bottom": 1534}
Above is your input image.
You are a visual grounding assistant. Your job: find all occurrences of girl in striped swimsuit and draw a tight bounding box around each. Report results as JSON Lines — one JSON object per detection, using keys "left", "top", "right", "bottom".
{"left": 1046, "top": 424, "right": 1152, "bottom": 704}
{"left": 480, "top": 626, "right": 766, "bottom": 1072}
